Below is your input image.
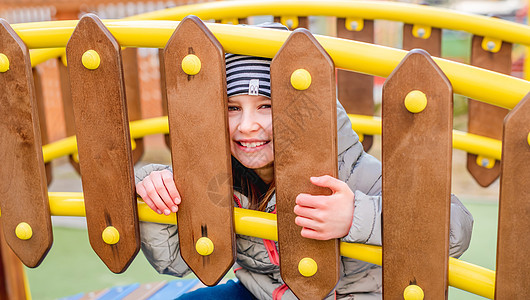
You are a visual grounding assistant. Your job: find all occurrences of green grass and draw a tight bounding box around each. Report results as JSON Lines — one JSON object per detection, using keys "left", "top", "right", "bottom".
{"left": 26, "top": 198, "right": 497, "bottom": 299}
{"left": 25, "top": 226, "right": 178, "bottom": 299}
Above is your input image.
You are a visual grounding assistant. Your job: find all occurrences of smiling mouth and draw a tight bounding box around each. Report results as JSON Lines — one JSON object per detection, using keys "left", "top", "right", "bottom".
{"left": 237, "top": 141, "right": 270, "bottom": 148}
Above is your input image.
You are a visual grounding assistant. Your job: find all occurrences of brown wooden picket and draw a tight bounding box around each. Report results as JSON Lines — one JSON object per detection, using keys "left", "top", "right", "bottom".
{"left": 467, "top": 35, "right": 511, "bottom": 187}
{"left": 164, "top": 16, "right": 235, "bottom": 286}
{"left": 271, "top": 28, "right": 340, "bottom": 299}
{"left": 67, "top": 14, "right": 139, "bottom": 273}
{"left": 0, "top": 19, "right": 52, "bottom": 269}
{"left": 495, "top": 92, "right": 530, "bottom": 298}
{"left": 382, "top": 49, "right": 452, "bottom": 299}
{"left": 336, "top": 17, "right": 375, "bottom": 151}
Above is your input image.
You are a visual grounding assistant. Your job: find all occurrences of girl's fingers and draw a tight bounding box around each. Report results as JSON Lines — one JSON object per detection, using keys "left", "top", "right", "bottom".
{"left": 160, "top": 170, "right": 181, "bottom": 205}
{"left": 151, "top": 172, "right": 178, "bottom": 213}
{"left": 310, "top": 175, "right": 346, "bottom": 193}
{"left": 300, "top": 227, "right": 325, "bottom": 240}
{"left": 136, "top": 182, "right": 161, "bottom": 214}
{"left": 294, "top": 216, "right": 321, "bottom": 232}
{"left": 293, "top": 204, "right": 323, "bottom": 222}
{"left": 295, "top": 193, "right": 328, "bottom": 209}
{"left": 143, "top": 179, "right": 171, "bottom": 215}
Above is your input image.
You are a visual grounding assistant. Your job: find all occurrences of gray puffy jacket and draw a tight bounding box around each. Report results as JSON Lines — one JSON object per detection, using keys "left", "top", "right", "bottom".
{"left": 135, "top": 101, "right": 473, "bottom": 299}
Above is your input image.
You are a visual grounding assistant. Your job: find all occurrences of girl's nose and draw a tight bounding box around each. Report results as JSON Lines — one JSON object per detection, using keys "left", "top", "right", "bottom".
{"left": 238, "top": 112, "right": 260, "bottom": 133}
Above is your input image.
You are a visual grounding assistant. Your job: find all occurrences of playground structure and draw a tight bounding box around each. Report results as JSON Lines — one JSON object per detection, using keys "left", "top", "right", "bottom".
{"left": 0, "top": 0, "right": 528, "bottom": 299}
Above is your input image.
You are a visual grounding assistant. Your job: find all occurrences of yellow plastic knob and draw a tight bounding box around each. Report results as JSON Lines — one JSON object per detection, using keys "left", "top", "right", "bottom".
{"left": 476, "top": 155, "right": 495, "bottom": 169}
{"left": 403, "top": 285, "right": 424, "bottom": 300}
{"left": 280, "top": 16, "right": 298, "bottom": 29}
{"left": 412, "top": 25, "right": 432, "bottom": 39}
{"left": 298, "top": 257, "right": 317, "bottom": 277}
{"left": 404, "top": 90, "right": 427, "bottom": 113}
{"left": 102, "top": 226, "right": 120, "bottom": 245}
{"left": 527, "top": 132, "right": 530, "bottom": 148}
{"left": 196, "top": 237, "right": 214, "bottom": 256}
{"left": 345, "top": 17, "right": 364, "bottom": 31}
{"left": 15, "top": 222, "right": 32, "bottom": 240}
{"left": 82, "top": 50, "right": 101, "bottom": 70}
{"left": 290, "top": 69, "right": 311, "bottom": 90}
{"left": 0, "top": 53, "right": 9, "bottom": 72}
{"left": 181, "top": 54, "right": 201, "bottom": 75}
{"left": 481, "top": 37, "right": 502, "bottom": 53}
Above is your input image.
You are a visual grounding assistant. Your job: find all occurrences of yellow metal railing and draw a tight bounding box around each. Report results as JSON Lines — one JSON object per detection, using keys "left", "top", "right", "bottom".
{"left": 102, "top": 0, "right": 530, "bottom": 48}
{"left": 38, "top": 192, "right": 495, "bottom": 299}
{"left": 24, "top": 0, "right": 530, "bottom": 70}
{"left": 41, "top": 115, "right": 503, "bottom": 163}
{"left": 12, "top": 20, "right": 530, "bottom": 110}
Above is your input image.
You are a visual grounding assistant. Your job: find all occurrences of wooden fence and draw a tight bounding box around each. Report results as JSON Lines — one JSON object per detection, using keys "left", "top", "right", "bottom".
{"left": 0, "top": 6, "right": 528, "bottom": 300}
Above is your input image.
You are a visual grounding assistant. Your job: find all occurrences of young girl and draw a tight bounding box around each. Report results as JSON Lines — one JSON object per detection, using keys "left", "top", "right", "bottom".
{"left": 135, "top": 38, "right": 473, "bottom": 300}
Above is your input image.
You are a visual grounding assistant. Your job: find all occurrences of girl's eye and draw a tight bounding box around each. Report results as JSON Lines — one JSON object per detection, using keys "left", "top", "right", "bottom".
{"left": 228, "top": 106, "right": 239, "bottom": 111}
{"left": 260, "top": 104, "right": 271, "bottom": 109}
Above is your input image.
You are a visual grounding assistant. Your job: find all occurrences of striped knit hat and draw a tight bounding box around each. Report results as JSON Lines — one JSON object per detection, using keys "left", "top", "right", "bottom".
{"left": 225, "top": 22, "right": 288, "bottom": 99}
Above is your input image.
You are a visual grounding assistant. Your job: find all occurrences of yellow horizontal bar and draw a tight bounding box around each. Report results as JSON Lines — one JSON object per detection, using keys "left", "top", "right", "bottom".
{"left": 449, "top": 257, "right": 496, "bottom": 299}
{"left": 43, "top": 192, "right": 494, "bottom": 298}
{"left": 347, "top": 115, "right": 502, "bottom": 160}
{"left": 15, "top": 20, "right": 529, "bottom": 110}
{"left": 128, "top": 0, "right": 530, "bottom": 48}
{"left": 41, "top": 115, "right": 501, "bottom": 163}
{"left": 29, "top": 48, "right": 64, "bottom": 67}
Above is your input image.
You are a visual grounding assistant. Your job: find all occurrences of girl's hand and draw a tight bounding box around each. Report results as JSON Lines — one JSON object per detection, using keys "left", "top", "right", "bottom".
{"left": 294, "top": 175, "right": 355, "bottom": 240}
{"left": 136, "top": 170, "right": 181, "bottom": 215}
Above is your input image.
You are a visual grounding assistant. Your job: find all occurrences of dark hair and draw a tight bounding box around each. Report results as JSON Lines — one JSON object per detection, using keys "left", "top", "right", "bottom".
{"left": 231, "top": 156, "right": 275, "bottom": 211}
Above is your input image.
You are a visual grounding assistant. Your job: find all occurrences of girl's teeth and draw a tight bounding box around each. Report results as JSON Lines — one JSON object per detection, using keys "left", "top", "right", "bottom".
{"left": 241, "top": 141, "right": 266, "bottom": 148}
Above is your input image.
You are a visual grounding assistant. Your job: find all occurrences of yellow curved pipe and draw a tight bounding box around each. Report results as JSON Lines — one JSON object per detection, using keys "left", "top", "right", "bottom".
{"left": 13, "top": 20, "right": 529, "bottom": 110}
{"left": 119, "top": 0, "right": 530, "bottom": 48}
{"left": 29, "top": 48, "right": 65, "bottom": 67}
{"left": 43, "top": 192, "right": 495, "bottom": 298}
{"left": 41, "top": 115, "right": 502, "bottom": 163}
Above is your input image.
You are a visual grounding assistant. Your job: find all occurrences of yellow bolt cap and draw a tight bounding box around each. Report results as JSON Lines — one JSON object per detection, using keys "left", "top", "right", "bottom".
{"left": 182, "top": 54, "right": 201, "bottom": 75}
{"left": 102, "top": 226, "right": 120, "bottom": 245}
{"left": 0, "top": 53, "right": 9, "bottom": 72}
{"left": 476, "top": 155, "right": 495, "bottom": 169}
{"left": 82, "top": 50, "right": 101, "bottom": 70}
{"left": 404, "top": 90, "right": 427, "bottom": 113}
{"left": 196, "top": 237, "right": 214, "bottom": 256}
{"left": 15, "top": 222, "right": 32, "bottom": 240}
{"left": 291, "top": 69, "right": 311, "bottom": 90}
{"left": 404, "top": 285, "right": 424, "bottom": 300}
{"left": 298, "top": 257, "right": 318, "bottom": 277}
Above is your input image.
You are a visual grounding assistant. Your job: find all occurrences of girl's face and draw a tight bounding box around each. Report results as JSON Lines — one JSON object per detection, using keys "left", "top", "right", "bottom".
{"left": 228, "top": 94, "right": 274, "bottom": 170}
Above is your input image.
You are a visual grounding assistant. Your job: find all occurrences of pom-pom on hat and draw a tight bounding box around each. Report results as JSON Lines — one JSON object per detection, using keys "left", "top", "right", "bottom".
{"left": 225, "top": 22, "right": 288, "bottom": 99}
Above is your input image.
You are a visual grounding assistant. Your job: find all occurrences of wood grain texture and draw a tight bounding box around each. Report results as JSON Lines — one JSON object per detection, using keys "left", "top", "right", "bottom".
{"left": 402, "top": 24, "right": 442, "bottom": 57}
{"left": 495, "top": 93, "right": 530, "bottom": 299}
{"left": 271, "top": 29, "right": 339, "bottom": 300}
{"left": 382, "top": 49, "right": 452, "bottom": 299}
{"left": 33, "top": 67, "right": 53, "bottom": 186}
{"left": 336, "top": 18, "right": 374, "bottom": 151}
{"left": 0, "top": 19, "right": 52, "bottom": 268}
{"left": 122, "top": 47, "right": 145, "bottom": 163}
{"left": 0, "top": 223, "right": 27, "bottom": 300}
{"left": 158, "top": 48, "right": 171, "bottom": 149}
{"left": 58, "top": 56, "right": 82, "bottom": 173}
{"left": 67, "top": 14, "right": 139, "bottom": 273}
{"left": 164, "top": 16, "right": 234, "bottom": 286}
{"left": 467, "top": 36, "right": 511, "bottom": 187}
